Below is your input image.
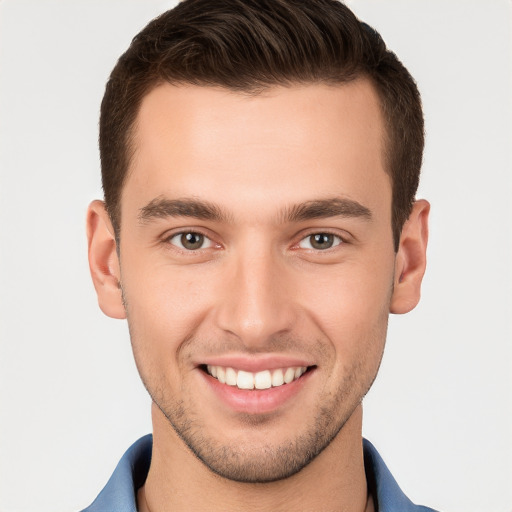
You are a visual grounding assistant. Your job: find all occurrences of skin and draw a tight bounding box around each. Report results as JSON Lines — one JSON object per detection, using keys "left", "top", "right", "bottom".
{"left": 87, "top": 80, "right": 429, "bottom": 512}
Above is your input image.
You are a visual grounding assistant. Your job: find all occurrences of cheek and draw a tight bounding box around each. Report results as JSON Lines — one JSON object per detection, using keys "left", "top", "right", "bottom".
{"left": 121, "top": 260, "right": 216, "bottom": 364}
{"left": 300, "top": 261, "right": 393, "bottom": 319}
{"left": 296, "top": 260, "right": 393, "bottom": 357}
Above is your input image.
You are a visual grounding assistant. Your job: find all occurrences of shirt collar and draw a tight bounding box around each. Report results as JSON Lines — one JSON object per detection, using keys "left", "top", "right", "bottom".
{"left": 82, "top": 435, "right": 436, "bottom": 512}
{"left": 82, "top": 434, "right": 152, "bottom": 512}
{"left": 363, "top": 438, "right": 437, "bottom": 512}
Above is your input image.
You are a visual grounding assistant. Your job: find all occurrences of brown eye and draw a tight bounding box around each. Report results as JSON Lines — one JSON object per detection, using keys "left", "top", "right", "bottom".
{"left": 169, "top": 232, "right": 212, "bottom": 250}
{"left": 299, "top": 233, "right": 342, "bottom": 250}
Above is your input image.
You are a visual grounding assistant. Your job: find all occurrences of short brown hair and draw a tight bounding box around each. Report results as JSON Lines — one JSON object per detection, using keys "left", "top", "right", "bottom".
{"left": 100, "top": 0, "right": 424, "bottom": 250}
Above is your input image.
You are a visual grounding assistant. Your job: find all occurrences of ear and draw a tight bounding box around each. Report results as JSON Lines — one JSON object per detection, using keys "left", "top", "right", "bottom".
{"left": 390, "top": 199, "right": 430, "bottom": 314}
{"left": 86, "top": 200, "right": 126, "bottom": 319}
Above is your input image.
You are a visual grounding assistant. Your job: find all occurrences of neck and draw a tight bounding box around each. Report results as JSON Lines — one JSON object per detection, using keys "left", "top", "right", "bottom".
{"left": 138, "top": 404, "right": 370, "bottom": 512}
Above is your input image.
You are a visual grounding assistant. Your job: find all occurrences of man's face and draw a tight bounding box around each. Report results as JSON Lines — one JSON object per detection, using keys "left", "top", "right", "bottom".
{"left": 115, "top": 81, "right": 397, "bottom": 481}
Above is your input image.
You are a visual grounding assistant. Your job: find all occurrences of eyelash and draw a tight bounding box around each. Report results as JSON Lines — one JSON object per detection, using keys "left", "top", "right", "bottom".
{"left": 163, "top": 229, "right": 347, "bottom": 253}
{"left": 296, "top": 232, "right": 345, "bottom": 251}
{"left": 164, "top": 230, "right": 216, "bottom": 252}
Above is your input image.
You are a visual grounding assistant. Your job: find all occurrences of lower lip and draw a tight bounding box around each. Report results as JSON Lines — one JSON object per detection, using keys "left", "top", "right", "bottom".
{"left": 200, "top": 369, "right": 313, "bottom": 415}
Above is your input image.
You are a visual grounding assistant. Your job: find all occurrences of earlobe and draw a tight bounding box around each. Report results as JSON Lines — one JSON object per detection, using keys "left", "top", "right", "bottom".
{"left": 86, "top": 200, "right": 126, "bottom": 319}
{"left": 390, "top": 199, "right": 430, "bottom": 314}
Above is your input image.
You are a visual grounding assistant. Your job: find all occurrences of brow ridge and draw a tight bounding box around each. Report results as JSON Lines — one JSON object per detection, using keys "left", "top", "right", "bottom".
{"left": 138, "top": 196, "right": 372, "bottom": 225}
{"left": 138, "top": 196, "right": 230, "bottom": 223}
{"left": 282, "top": 197, "right": 372, "bottom": 223}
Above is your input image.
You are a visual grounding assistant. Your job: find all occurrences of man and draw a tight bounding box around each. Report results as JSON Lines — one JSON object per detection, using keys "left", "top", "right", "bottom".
{"left": 84, "top": 0, "right": 433, "bottom": 510}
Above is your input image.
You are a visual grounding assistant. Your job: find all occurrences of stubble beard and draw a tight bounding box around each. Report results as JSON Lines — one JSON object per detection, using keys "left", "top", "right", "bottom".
{"left": 154, "top": 385, "right": 353, "bottom": 482}
{"left": 122, "top": 286, "right": 389, "bottom": 484}
{"left": 136, "top": 347, "right": 384, "bottom": 484}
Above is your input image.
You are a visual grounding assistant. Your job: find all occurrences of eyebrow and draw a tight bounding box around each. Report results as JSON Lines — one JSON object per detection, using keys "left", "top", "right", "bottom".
{"left": 138, "top": 196, "right": 372, "bottom": 224}
{"left": 138, "top": 196, "right": 231, "bottom": 223}
{"left": 282, "top": 197, "right": 372, "bottom": 223}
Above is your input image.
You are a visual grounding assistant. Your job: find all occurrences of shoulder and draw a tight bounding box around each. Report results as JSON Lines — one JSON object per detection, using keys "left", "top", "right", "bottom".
{"left": 81, "top": 434, "right": 152, "bottom": 512}
{"left": 363, "top": 439, "right": 439, "bottom": 512}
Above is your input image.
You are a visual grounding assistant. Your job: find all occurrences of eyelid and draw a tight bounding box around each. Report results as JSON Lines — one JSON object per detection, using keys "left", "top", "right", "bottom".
{"left": 171, "top": 233, "right": 212, "bottom": 250}
{"left": 162, "top": 228, "right": 220, "bottom": 251}
{"left": 293, "top": 229, "right": 350, "bottom": 249}
{"left": 298, "top": 233, "right": 343, "bottom": 250}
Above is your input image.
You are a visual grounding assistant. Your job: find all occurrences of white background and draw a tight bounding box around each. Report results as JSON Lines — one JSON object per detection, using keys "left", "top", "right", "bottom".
{"left": 0, "top": 1, "right": 511, "bottom": 511}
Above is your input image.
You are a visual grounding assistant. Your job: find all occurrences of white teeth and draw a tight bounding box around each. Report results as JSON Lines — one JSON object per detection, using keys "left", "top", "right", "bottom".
{"left": 237, "top": 370, "right": 255, "bottom": 390}
{"left": 225, "top": 367, "right": 237, "bottom": 386}
{"left": 271, "top": 368, "right": 284, "bottom": 387}
{"left": 254, "top": 370, "right": 272, "bottom": 390}
{"left": 284, "top": 367, "right": 295, "bottom": 384}
{"left": 206, "top": 365, "right": 307, "bottom": 390}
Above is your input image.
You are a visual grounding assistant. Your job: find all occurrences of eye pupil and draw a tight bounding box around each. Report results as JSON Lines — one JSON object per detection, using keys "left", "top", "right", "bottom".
{"left": 181, "top": 232, "right": 204, "bottom": 250}
{"left": 310, "top": 233, "right": 333, "bottom": 250}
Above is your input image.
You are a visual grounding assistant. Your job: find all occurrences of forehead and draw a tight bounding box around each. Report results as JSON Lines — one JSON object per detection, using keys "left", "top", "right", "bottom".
{"left": 123, "top": 81, "right": 390, "bottom": 221}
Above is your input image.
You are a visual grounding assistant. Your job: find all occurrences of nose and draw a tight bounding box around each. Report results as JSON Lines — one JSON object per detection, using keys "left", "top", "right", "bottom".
{"left": 214, "top": 245, "right": 297, "bottom": 348}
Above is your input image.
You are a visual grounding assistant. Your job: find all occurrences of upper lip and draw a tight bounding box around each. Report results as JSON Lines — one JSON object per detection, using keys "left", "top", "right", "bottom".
{"left": 196, "top": 354, "right": 315, "bottom": 373}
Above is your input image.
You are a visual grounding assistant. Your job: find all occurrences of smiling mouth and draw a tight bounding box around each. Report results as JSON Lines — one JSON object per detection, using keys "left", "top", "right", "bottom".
{"left": 202, "top": 365, "right": 314, "bottom": 390}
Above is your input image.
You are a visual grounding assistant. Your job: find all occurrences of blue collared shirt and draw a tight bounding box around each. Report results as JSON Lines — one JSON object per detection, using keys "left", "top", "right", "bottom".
{"left": 82, "top": 435, "right": 438, "bottom": 511}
